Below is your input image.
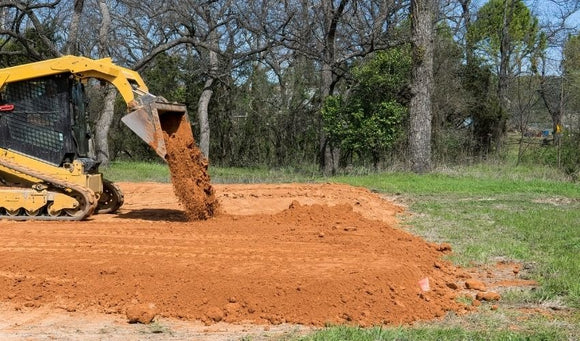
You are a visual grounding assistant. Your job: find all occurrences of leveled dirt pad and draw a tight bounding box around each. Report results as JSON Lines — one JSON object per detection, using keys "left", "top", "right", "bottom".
{"left": 0, "top": 183, "right": 470, "bottom": 327}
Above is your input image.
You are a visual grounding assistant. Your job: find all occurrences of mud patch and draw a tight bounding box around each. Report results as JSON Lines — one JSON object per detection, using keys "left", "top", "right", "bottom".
{"left": 162, "top": 117, "right": 218, "bottom": 220}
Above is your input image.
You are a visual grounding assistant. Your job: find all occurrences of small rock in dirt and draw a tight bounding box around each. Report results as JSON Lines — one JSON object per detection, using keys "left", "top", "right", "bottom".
{"left": 126, "top": 303, "right": 157, "bottom": 324}
{"left": 341, "top": 313, "right": 352, "bottom": 321}
{"left": 476, "top": 291, "right": 501, "bottom": 301}
{"left": 288, "top": 200, "right": 301, "bottom": 209}
{"left": 100, "top": 267, "right": 119, "bottom": 275}
{"left": 472, "top": 299, "right": 481, "bottom": 307}
{"left": 318, "top": 232, "right": 325, "bottom": 238}
{"left": 228, "top": 297, "right": 237, "bottom": 303}
{"left": 446, "top": 282, "right": 459, "bottom": 290}
{"left": 266, "top": 315, "right": 284, "bottom": 325}
{"left": 343, "top": 226, "right": 357, "bottom": 232}
{"left": 465, "top": 279, "right": 487, "bottom": 291}
{"left": 205, "top": 306, "right": 224, "bottom": 322}
{"left": 491, "top": 304, "right": 499, "bottom": 310}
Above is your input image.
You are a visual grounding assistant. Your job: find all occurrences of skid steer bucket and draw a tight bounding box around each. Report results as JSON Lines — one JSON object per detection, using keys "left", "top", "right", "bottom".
{"left": 121, "top": 97, "right": 192, "bottom": 160}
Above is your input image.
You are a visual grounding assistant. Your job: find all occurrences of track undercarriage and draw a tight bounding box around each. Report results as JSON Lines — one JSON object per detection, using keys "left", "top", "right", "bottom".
{"left": 0, "top": 149, "right": 123, "bottom": 221}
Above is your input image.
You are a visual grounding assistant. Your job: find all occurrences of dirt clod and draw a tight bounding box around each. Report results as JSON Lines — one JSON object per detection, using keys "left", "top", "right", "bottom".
{"left": 436, "top": 243, "right": 452, "bottom": 252}
{"left": 126, "top": 303, "right": 157, "bottom": 324}
{"left": 205, "top": 306, "right": 224, "bottom": 322}
{"left": 446, "top": 282, "right": 459, "bottom": 290}
{"left": 476, "top": 292, "right": 501, "bottom": 301}
{"left": 465, "top": 279, "right": 487, "bottom": 291}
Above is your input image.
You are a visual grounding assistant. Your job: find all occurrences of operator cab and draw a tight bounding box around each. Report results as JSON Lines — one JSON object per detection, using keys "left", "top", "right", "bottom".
{"left": 0, "top": 74, "right": 91, "bottom": 167}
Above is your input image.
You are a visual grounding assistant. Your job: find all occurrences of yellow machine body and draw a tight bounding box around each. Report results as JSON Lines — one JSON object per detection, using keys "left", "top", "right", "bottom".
{"left": 0, "top": 56, "right": 192, "bottom": 220}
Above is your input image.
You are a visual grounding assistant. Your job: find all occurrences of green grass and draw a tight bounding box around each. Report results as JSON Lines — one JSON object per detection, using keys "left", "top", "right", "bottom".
{"left": 327, "top": 166, "right": 579, "bottom": 340}
{"left": 331, "top": 170, "right": 580, "bottom": 308}
{"left": 333, "top": 167, "right": 579, "bottom": 197}
{"left": 103, "top": 161, "right": 580, "bottom": 340}
{"left": 298, "top": 307, "right": 580, "bottom": 340}
{"left": 298, "top": 325, "right": 564, "bottom": 341}
{"left": 102, "top": 162, "right": 320, "bottom": 184}
{"left": 103, "top": 161, "right": 170, "bottom": 183}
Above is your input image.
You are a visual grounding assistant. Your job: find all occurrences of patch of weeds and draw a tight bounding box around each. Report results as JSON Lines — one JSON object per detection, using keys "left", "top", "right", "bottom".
{"left": 297, "top": 322, "right": 566, "bottom": 340}
{"left": 139, "top": 321, "right": 174, "bottom": 336}
{"left": 455, "top": 295, "right": 473, "bottom": 306}
{"left": 500, "top": 288, "right": 545, "bottom": 306}
{"left": 97, "top": 327, "right": 107, "bottom": 334}
{"left": 273, "top": 326, "right": 312, "bottom": 341}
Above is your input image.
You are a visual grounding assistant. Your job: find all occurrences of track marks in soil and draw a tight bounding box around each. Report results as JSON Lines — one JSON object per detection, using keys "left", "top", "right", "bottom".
{"left": 0, "top": 183, "right": 469, "bottom": 327}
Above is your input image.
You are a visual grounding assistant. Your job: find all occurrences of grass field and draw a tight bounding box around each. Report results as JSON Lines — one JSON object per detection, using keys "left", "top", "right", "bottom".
{"left": 329, "top": 166, "right": 580, "bottom": 340}
{"left": 104, "top": 162, "right": 580, "bottom": 340}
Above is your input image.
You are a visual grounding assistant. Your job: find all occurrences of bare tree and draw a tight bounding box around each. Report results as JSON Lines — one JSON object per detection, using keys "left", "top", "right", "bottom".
{"left": 280, "top": 0, "right": 407, "bottom": 173}
{"left": 0, "top": 0, "right": 63, "bottom": 61}
{"left": 161, "top": 0, "right": 280, "bottom": 159}
{"left": 88, "top": 0, "right": 201, "bottom": 165}
{"left": 64, "top": 0, "right": 84, "bottom": 55}
{"left": 535, "top": 0, "right": 580, "bottom": 146}
{"left": 93, "top": 0, "right": 116, "bottom": 166}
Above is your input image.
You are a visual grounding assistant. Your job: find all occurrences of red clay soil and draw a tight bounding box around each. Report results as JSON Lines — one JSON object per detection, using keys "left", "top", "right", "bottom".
{"left": 0, "top": 183, "right": 472, "bottom": 327}
{"left": 162, "top": 121, "right": 217, "bottom": 220}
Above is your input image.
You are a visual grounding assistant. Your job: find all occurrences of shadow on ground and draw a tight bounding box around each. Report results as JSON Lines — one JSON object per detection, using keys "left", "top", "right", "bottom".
{"left": 116, "top": 209, "right": 189, "bottom": 222}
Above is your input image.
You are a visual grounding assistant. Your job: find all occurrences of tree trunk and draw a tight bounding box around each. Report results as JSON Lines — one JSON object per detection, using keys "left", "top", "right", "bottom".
{"left": 92, "top": 0, "right": 114, "bottom": 165}
{"left": 197, "top": 21, "right": 219, "bottom": 159}
{"left": 64, "top": 0, "right": 84, "bottom": 55}
{"left": 94, "top": 87, "right": 116, "bottom": 166}
{"left": 197, "top": 75, "right": 214, "bottom": 158}
{"left": 319, "top": 61, "right": 339, "bottom": 175}
{"left": 318, "top": 0, "right": 348, "bottom": 175}
{"left": 461, "top": 0, "right": 473, "bottom": 65}
{"left": 409, "top": 0, "right": 434, "bottom": 173}
{"left": 495, "top": 0, "right": 514, "bottom": 152}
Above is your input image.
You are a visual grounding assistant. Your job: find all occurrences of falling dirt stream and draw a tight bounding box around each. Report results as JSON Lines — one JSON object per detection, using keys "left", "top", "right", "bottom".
{"left": 162, "top": 119, "right": 218, "bottom": 220}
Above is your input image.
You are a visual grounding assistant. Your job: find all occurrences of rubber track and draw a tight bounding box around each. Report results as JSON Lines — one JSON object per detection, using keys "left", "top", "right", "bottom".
{"left": 0, "top": 157, "right": 97, "bottom": 221}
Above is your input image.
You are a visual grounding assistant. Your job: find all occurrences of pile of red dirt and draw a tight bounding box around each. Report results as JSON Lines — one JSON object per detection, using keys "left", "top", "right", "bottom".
{"left": 162, "top": 122, "right": 218, "bottom": 220}
{"left": 0, "top": 183, "right": 474, "bottom": 327}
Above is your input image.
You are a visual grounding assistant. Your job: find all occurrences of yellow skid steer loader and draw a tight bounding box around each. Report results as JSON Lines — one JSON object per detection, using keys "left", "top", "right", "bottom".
{"left": 0, "top": 56, "right": 194, "bottom": 220}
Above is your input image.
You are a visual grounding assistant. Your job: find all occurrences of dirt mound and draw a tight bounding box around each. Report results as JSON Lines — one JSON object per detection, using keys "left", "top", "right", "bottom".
{"left": 0, "top": 183, "right": 472, "bottom": 327}
{"left": 163, "top": 123, "right": 218, "bottom": 220}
